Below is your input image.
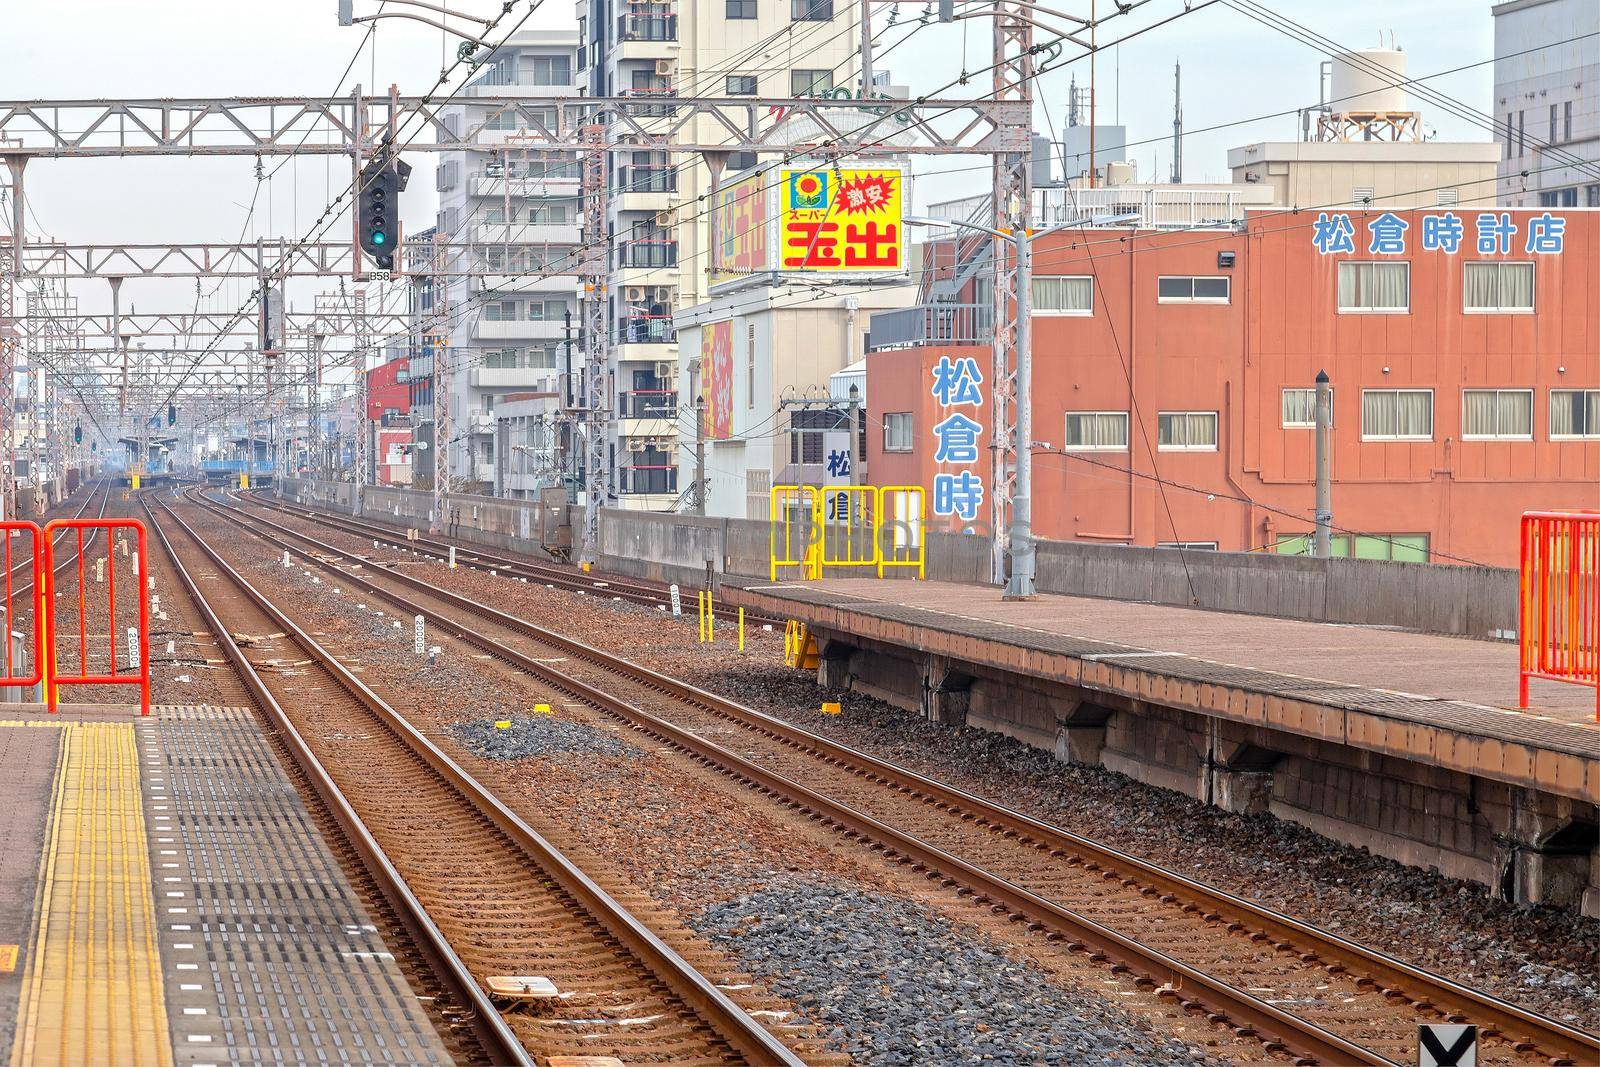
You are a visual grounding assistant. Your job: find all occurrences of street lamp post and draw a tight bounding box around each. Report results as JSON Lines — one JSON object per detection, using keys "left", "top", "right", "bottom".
{"left": 905, "top": 211, "right": 1139, "bottom": 599}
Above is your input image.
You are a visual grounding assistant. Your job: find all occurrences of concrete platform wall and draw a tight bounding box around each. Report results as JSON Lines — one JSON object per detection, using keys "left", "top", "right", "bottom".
{"left": 276, "top": 480, "right": 1517, "bottom": 638}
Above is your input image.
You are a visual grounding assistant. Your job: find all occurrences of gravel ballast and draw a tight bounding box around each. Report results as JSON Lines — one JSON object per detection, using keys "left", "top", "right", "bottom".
{"left": 449, "top": 715, "right": 642, "bottom": 761}
{"left": 699, "top": 878, "right": 1222, "bottom": 1067}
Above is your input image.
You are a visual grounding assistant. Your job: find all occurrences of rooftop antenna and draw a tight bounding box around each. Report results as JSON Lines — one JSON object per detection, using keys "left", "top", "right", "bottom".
{"left": 1171, "top": 59, "right": 1183, "bottom": 183}
{"left": 1067, "top": 73, "right": 1080, "bottom": 127}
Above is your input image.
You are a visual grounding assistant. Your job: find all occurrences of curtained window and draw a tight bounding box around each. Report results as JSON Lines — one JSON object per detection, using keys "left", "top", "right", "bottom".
{"left": 1550, "top": 390, "right": 1600, "bottom": 438}
{"left": 1464, "top": 262, "right": 1534, "bottom": 312}
{"left": 1157, "top": 411, "right": 1219, "bottom": 450}
{"left": 1337, "top": 262, "right": 1410, "bottom": 312}
{"left": 1361, "top": 390, "right": 1433, "bottom": 440}
{"left": 883, "top": 413, "right": 913, "bottom": 452}
{"left": 1032, "top": 276, "right": 1094, "bottom": 314}
{"left": 1461, "top": 390, "right": 1533, "bottom": 439}
{"left": 1064, "top": 411, "right": 1128, "bottom": 450}
{"left": 1282, "top": 388, "right": 1334, "bottom": 428}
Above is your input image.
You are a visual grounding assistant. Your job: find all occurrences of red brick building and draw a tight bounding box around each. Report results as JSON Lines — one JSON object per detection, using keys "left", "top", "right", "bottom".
{"left": 867, "top": 207, "right": 1600, "bottom": 567}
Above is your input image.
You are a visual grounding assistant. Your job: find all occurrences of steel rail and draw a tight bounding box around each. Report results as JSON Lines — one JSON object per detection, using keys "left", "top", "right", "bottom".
{"left": 213, "top": 486, "right": 1600, "bottom": 1067}
{"left": 13, "top": 481, "right": 112, "bottom": 599}
{"left": 152, "top": 492, "right": 806, "bottom": 1067}
{"left": 142, "top": 492, "right": 532, "bottom": 1067}
{"left": 197, "top": 486, "right": 1407, "bottom": 1067}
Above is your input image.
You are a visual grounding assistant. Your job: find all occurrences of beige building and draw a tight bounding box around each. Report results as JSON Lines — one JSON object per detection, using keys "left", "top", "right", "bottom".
{"left": 579, "top": 0, "right": 865, "bottom": 509}
{"left": 1227, "top": 140, "right": 1502, "bottom": 212}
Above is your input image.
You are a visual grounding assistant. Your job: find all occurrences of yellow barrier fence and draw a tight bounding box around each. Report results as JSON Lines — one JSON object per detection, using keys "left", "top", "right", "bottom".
{"left": 768, "top": 484, "right": 926, "bottom": 581}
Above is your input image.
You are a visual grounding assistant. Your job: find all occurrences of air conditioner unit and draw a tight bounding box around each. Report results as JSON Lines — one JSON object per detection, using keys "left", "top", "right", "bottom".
{"left": 654, "top": 211, "right": 674, "bottom": 227}
{"left": 654, "top": 59, "right": 674, "bottom": 76}
{"left": 628, "top": 439, "right": 648, "bottom": 451}
{"left": 626, "top": 286, "right": 646, "bottom": 302}
{"left": 655, "top": 361, "right": 674, "bottom": 377}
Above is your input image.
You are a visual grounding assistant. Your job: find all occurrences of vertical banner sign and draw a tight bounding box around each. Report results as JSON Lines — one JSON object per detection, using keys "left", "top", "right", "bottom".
{"left": 822, "top": 428, "right": 853, "bottom": 522}
{"left": 929, "top": 354, "right": 985, "bottom": 524}
{"left": 712, "top": 174, "right": 771, "bottom": 285}
{"left": 780, "top": 169, "right": 905, "bottom": 273}
{"left": 701, "top": 320, "right": 734, "bottom": 440}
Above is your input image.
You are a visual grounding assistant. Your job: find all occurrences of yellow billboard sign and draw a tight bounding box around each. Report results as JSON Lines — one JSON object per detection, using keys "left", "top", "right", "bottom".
{"left": 778, "top": 168, "right": 905, "bottom": 274}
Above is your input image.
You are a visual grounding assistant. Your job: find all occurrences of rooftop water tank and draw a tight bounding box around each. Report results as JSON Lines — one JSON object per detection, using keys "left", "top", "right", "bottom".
{"left": 1330, "top": 48, "right": 1407, "bottom": 114}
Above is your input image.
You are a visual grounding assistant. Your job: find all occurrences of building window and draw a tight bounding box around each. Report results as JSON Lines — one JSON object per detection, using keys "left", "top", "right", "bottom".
{"left": 1281, "top": 387, "right": 1331, "bottom": 428}
{"left": 1505, "top": 113, "right": 1514, "bottom": 160}
{"left": 1463, "top": 261, "right": 1534, "bottom": 313}
{"left": 1551, "top": 390, "right": 1600, "bottom": 439}
{"left": 1461, "top": 389, "right": 1533, "bottom": 440}
{"left": 791, "top": 69, "right": 833, "bottom": 96}
{"left": 1157, "top": 411, "right": 1218, "bottom": 451}
{"left": 1064, "top": 411, "right": 1128, "bottom": 451}
{"left": 1032, "top": 276, "right": 1093, "bottom": 314}
{"left": 1589, "top": 184, "right": 1600, "bottom": 207}
{"left": 883, "top": 413, "right": 913, "bottom": 452}
{"left": 1337, "top": 262, "right": 1409, "bottom": 313}
{"left": 1564, "top": 100, "right": 1573, "bottom": 142}
{"left": 523, "top": 55, "right": 571, "bottom": 86}
{"left": 1156, "top": 276, "right": 1230, "bottom": 303}
{"left": 726, "top": 0, "right": 756, "bottom": 15}
{"left": 1275, "top": 533, "right": 1429, "bottom": 562}
{"left": 1158, "top": 541, "right": 1218, "bottom": 550}
{"left": 791, "top": 0, "right": 833, "bottom": 19}
{"left": 1518, "top": 109, "right": 1525, "bottom": 156}
{"left": 727, "top": 74, "right": 757, "bottom": 95}
{"left": 1550, "top": 102, "right": 1559, "bottom": 146}
{"left": 746, "top": 323, "right": 756, "bottom": 410}
{"left": 1361, "top": 389, "right": 1433, "bottom": 441}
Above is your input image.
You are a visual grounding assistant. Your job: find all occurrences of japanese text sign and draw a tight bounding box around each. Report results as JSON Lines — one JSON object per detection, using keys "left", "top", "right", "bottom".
{"left": 929, "top": 354, "right": 985, "bottom": 523}
{"left": 780, "top": 168, "right": 905, "bottom": 274}
{"left": 1311, "top": 210, "right": 1566, "bottom": 257}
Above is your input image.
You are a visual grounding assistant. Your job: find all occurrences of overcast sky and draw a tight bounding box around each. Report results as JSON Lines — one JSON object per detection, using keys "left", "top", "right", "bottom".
{"left": 1, "top": 0, "right": 1497, "bottom": 319}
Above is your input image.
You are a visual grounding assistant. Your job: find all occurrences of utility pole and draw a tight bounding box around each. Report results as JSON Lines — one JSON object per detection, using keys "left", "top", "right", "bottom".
{"left": 578, "top": 123, "right": 610, "bottom": 564}
{"left": 692, "top": 358, "right": 705, "bottom": 515}
{"left": 993, "top": 0, "right": 1035, "bottom": 598}
{"left": 0, "top": 155, "right": 26, "bottom": 522}
{"left": 430, "top": 230, "right": 449, "bottom": 531}
{"left": 1314, "top": 369, "right": 1332, "bottom": 558}
{"left": 1171, "top": 60, "right": 1183, "bottom": 183}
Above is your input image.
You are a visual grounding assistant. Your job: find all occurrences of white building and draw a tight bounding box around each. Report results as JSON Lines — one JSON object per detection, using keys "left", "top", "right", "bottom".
{"left": 428, "top": 30, "right": 581, "bottom": 492}
{"left": 578, "top": 0, "right": 863, "bottom": 509}
{"left": 673, "top": 283, "right": 911, "bottom": 520}
{"left": 1492, "top": 0, "right": 1600, "bottom": 207}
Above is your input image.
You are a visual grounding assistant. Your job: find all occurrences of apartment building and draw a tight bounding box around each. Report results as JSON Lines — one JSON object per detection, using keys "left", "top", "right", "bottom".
{"left": 1492, "top": 0, "right": 1600, "bottom": 207}
{"left": 428, "top": 30, "right": 583, "bottom": 493}
{"left": 578, "top": 0, "right": 862, "bottom": 508}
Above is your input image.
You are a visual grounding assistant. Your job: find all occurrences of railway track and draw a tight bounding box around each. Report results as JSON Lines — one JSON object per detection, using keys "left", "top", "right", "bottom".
{"left": 144, "top": 491, "right": 807, "bottom": 1067}
{"left": 243, "top": 489, "right": 782, "bottom": 623}
{"left": 201, "top": 484, "right": 1600, "bottom": 1067}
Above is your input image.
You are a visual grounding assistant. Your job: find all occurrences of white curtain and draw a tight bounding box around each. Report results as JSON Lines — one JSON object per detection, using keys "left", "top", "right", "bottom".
{"left": 1463, "top": 391, "right": 1497, "bottom": 435}
{"left": 1397, "top": 391, "right": 1431, "bottom": 436}
{"left": 1499, "top": 391, "right": 1532, "bottom": 436}
{"left": 1501, "top": 263, "right": 1535, "bottom": 309}
{"left": 1371, "top": 264, "right": 1409, "bottom": 309}
{"left": 1362, "top": 391, "right": 1395, "bottom": 437}
{"left": 1464, "top": 263, "right": 1500, "bottom": 309}
{"left": 1068, "top": 412, "right": 1126, "bottom": 448}
{"left": 1033, "top": 276, "right": 1092, "bottom": 312}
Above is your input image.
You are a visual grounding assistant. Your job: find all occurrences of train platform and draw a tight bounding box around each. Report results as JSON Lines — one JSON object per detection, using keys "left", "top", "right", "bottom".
{"left": 0, "top": 703, "right": 449, "bottom": 1067}
{"left": 727, "top": 577, "right": 1600, "bottom": 912}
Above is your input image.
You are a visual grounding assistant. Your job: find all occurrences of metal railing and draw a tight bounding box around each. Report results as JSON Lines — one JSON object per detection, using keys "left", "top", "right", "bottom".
{"left": 614, "top": 315, "right": 676, "bottom": 345}
{"left": 1520, "top": 510, "right": 1600, "bottom": 720}
{"left": 618, "top": 390, "right": 678, "bottom": 420}
{"left": 620, "top": 465, "right": 678, "bottom": 494}
{"left": 615, "top": 165, "right": 678, "bottom": 194}
{"left": 618, "top": 10, "right": 678, "bottom": 39}
{"left": 617, "top": 239, "right": 678, "bottom": 269}
{"left": 867, "top": 302, "right": 993, "bottom": 350}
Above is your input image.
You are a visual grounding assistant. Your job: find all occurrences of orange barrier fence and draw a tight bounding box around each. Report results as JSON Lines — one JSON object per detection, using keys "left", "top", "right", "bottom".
{"left": 43, "top": 518, "right": 151, "bottom": 715}
{"left": 0, "top": 522, "right": 45, "bottom": 689}
{"left": 1519, "top": 511, "right": 1600, "bottom": 720}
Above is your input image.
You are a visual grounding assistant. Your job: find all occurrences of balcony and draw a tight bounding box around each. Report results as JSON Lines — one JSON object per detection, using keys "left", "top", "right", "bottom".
{"left": 618, "top": 88, "right": 676, "bottom": 119}
{"left": 615, "top": 165, "right": 677, "bottom": 195}
{"left": 617, "top": 6, "right": 677, "bottom": 41}
{"left": 470, "top": 367, "right": 559, "bottom": 389}
{"left": 470, "top": 173, "right": 580, "bottom": 198}
{"left": 618, "top": 389, "right": 677, "bottom": 420}
{"left": 613, "top": 315, "right": 675, "bottom": 346}
{"left": 867, "top": 303, "right": 992, "bottom": 350}
{"left": 471, "top": 222, "right": 582, "bottom": 247}
{"left": 474, "top": 318, "right": 566, "bottom": 341}
{"left": 619, "top": 464, "right": 678, "bottom": 495}
{"left": 616, "top": 239, "right": 678, "bottom": 270}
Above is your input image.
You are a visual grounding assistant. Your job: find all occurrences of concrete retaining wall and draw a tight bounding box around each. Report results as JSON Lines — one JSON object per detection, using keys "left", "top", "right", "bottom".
{"left": 275, "top": 479, "right": 1518, "bottom": 639}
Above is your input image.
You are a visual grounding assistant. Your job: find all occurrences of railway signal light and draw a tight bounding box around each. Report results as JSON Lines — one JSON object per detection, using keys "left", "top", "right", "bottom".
{"left": 167, "top": 403, "right": 177, "bottom": 426}
{"left": 358, "top": 155, "right": 412, "bottom": 270}
{"left": 74, "top": 424, "right": 82, "bottom": 443}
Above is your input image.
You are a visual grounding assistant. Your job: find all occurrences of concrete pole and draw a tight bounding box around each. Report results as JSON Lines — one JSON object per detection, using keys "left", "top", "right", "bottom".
{"left": 859, "top": 0, "right": 874, "bottom": 96}
{"left": 1003, "top": 230, "right": 1036, "bottom": 599}
{"left": 693, "top": 360, "right": 706, "bottom": 516}
{"left": 1314, "top": 369, "right": 1332, "bottom": 558}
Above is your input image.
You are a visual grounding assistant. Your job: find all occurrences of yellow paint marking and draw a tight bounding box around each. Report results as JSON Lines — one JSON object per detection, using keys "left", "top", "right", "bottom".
{"left": 0, "top": 946, "right": 17, "bottom": 973}
{"left": 10, "top": 723, "right": 173, "bottom": 1067}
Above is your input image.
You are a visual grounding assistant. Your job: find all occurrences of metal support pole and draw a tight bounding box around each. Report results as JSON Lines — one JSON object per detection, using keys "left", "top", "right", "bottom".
{"left": 578, "top": 123, "right": 610, "bottom": 564}
{"left": 0, "top": 156, "right": 28, "bottom": 521}
{"left": 354, "top": 288, "right": 371, "bottom": 515}
{"left": 430, "top": 232, "right": 449, "bottom": 531}
{"left": 1314, "top": 369, "right": 1332, "bottom": 558}
{"left": 859, "top": 0, "right": 875, "bottom": 95}
{"left": 1004, "top": 230, "right": 1035, "bottom": 599}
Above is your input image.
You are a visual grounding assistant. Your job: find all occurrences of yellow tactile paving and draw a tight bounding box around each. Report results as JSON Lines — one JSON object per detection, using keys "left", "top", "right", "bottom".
{"left": 8, "top": 722, "right": 172, "bottom": 1067}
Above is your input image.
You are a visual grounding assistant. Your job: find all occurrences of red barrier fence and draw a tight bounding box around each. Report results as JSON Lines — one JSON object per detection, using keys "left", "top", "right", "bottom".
{"left": 42, "top": 518, "right": 151, "bottom": 715}
{"left": 1519, "top": 511, "right": 1600, "bottom": 720}
{"left": 0, "top": 522, "right": 45, "bottom": 689}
